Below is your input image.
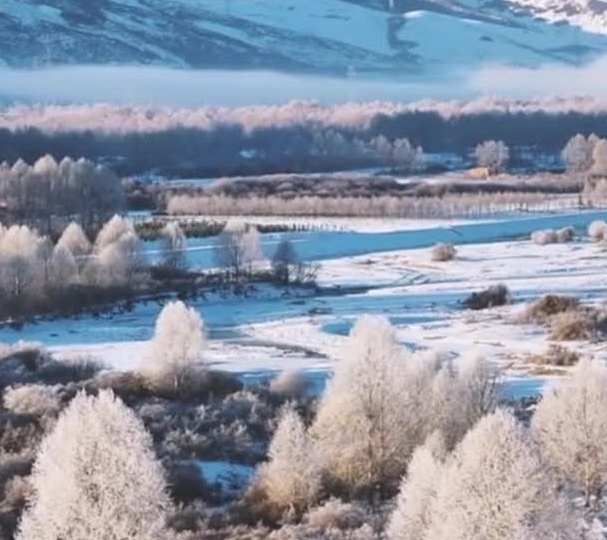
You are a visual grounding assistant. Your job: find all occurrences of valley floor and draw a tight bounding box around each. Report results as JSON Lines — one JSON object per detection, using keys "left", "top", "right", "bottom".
{"left": 4, "top": 211, "right": 603, "bottom": 399}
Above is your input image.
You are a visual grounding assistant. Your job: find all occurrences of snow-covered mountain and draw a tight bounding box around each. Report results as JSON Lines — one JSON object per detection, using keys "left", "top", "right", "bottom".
{"left": 508, "top": 0, "right": 607, "bottom": 33}
{"left": 1, "top": 0, "right": 607, "bottom": 75}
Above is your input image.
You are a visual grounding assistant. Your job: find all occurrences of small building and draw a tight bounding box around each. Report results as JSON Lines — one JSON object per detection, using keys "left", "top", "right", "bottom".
{"left": 466, "top": 167, "right": 490, "bottom": 180}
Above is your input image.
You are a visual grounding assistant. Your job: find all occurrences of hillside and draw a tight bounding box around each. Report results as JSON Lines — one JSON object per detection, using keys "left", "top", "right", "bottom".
{"left": 1, "top": 0, "right": 607, "bottom": 75}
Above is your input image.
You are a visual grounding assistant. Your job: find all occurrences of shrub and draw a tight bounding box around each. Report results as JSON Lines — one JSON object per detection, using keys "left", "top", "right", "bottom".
{"left": 430, "top": 243, "right": 457, "bottom": 262}
{"left": 166, "top": 462, "right": 216, "bottom": 505}
{"left": 0, "top": 344, "right": 49, "bottom": 372}
{"left": 3, "top": 384, "right": 61, "bottom": 416}
{"left": 588, "top": 220, "right": 607, "bottom": 242}
{"left": 0, "top": 420, "right": 42, "bottom": 457}
{"left": 89, "top": 371, "right": 152, "bottom": 400}
{"left": 166, "top": 501, "right": 208, "bottom": 535}
{"left": 549, "top": 309, "right": 605, "bottom": 341}
{"left": 2, "top": 476, "right": 32, "bottom": 511}
{"left": 91, "top": 368, "right": 241, "bottom": 403}
{"left": 0, "top": 454, "right": 33, "bottom": 486}
{"left": 530, "top": 229, "right": 557, "bottom": 245}
{"left": 527, "top": 344, "right": 579, "bottom": 367}
{"left": 148, "top": 369, "right": 242, "bottom": 402}
{"left": 304, "top": 499, "right": 369, "bottom": 530}
{"left": 203, "top": 371, "right": 243, "bottom": 399}
{"left": 36, "top": 356, "right": 105, "bottom": 384}
{"left": 556, "top": 226, "right": 575, "bottom": 243}
{"left": 462, "top": 284, "right": 510, "bottom": 310}
{"left": 522, "top": 295, "right": 580, "bottom": 324}
{"left": 269, "top": 370, "right": 310, "bottom": 399}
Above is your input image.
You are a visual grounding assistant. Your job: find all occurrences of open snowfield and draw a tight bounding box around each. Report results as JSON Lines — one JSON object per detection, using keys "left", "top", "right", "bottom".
{"left": 255, "top": 236, "right": 607, "bottom": 363}
{"left": 3, "top": 210, "right": 607, "bottom": 398}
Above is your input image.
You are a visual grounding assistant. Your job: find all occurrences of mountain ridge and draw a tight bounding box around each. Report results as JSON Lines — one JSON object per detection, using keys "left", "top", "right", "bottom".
{"left": 1, "top": 0, "right": 607, "bottom": 76}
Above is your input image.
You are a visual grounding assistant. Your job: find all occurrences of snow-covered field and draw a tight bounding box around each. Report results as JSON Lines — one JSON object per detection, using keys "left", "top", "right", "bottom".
{"left": 3, "top": 211, "right": 607, "bottom": 399}
{"left": 268, "top": 237, "right": 607, "bottom": 360}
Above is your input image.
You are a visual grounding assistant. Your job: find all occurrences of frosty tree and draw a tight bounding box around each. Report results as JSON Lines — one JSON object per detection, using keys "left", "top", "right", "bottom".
{"left": 425, "top": 409, "right": 574, "bottom": 540}
{"left": 57, "top": 222, "right": 92, "bottom": 259}
{"left": 256, "top": 405, "right": 321, "bottom": 514}
{"left": 146, "top": 300, "right": 206, "bottom": 391}
{"left": 533, "top": 358, "right": 607, "bottom": 507}
{"left": 455, "top": 355, "right": 501, "bottom": 432}
{"left": 49, "top": 244, "right": 78, "bottom": 291}
{"left": 0, "top": 225, "right": 45, "bottom": 303}
{"left": 562, "top": 133, "right": 596, "bottom": 173}
{"left": 94, "top": 214, "right": 136, "bottom": 251}
{"left": 86, "top": 216, "right": 146, "bottom": 288}
{"left": 88, "top": 232, "right": 145, "bottom": 288}
{"left": 475, "top": 140, "right": 510, "bottom": 175}
{"left": 418, "top": 355, "right": 500, "bottom": 452}
{"left": 160, "top": 221, "right": 187, "bottom": 270}
{"left": 16, "top": 390, "right": 172, "bottom": 540}
{"left": 242, "top": 225, "right": 263, "bottom": 275}
{"left": 214, "top": 222, "right": 263, "bottom": 279}
{"left": 0, "top": 155, "right": 123, "bottom": 231}
{"left": 371, "top": 135, "right": 393, "bottom": 162}
{"left": 387, "top": 432, "right": 447, "bottom": 540}
{"left": 271, "top": 238, "right": 300, "bottom": 284}
{"left": 312, "top": 316, "right": 420, "bottom": 495}
{"left": 425, "top": 363, "right": 459, "bottom": 444}
{"left": 591, "top": 139, "right": 607, "bottom": 177}
{"left": 392, "top": 138, "right": 423, "bottom": 171}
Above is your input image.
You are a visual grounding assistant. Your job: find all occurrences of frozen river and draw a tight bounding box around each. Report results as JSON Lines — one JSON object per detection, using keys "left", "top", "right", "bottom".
{"left": 143, "top": 210, "right": 607, "bottom": 269}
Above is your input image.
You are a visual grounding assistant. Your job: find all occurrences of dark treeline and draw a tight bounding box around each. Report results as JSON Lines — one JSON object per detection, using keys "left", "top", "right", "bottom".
{"left": 3, "top": 111, "right": 607, "bottom": 177}
{"left": 369, "top": 111, "right": 607, "bottom": 154}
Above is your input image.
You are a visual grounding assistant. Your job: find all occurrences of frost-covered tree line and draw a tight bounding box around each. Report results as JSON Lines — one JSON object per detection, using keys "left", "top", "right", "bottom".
{"left": 0, "top": 212, "right": 196, "bottom": 316}
{"left": 0, "top": 216, "right": 143, "bottom": 314}
{"left": 0, "top": 155, "right": 124, "bottom": 232}
{"left": 5, "top": 100, "right": 607, "bottom": 177}
{"left": 310, "top": 131, "right": 423, "bottom": 170}
{"left": 2, "top": 98, "right": 606, "bottom": 135}
{"left": 6, "top": 309, "right": 607, "bottom": 539}
{"left": 0, "top": 208, "right": 318, "bottom": 317}
{"left": 168, "top": 191, "right": 568, "bottom": 219}
{"left": 0, "top": 216, "right": 148, "bottom": 316}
